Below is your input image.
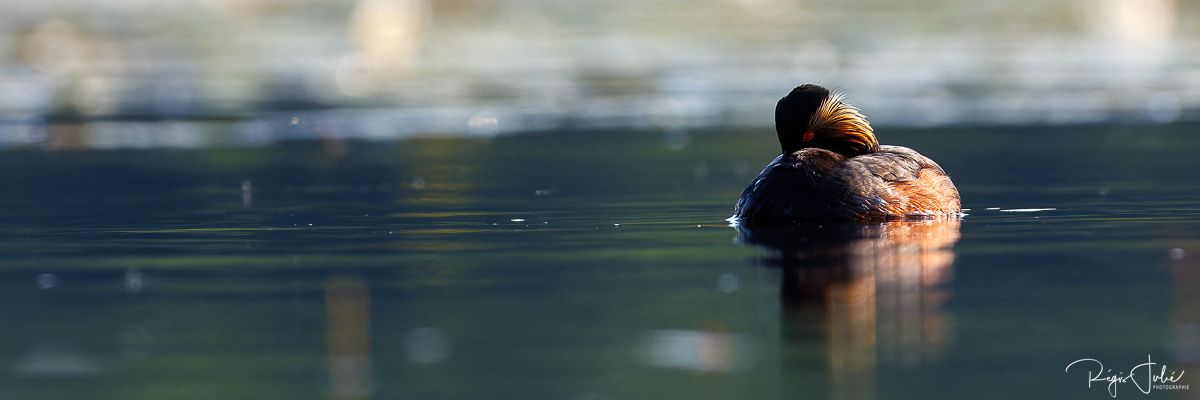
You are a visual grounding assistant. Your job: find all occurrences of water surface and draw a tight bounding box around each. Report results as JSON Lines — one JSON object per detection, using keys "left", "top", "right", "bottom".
{"left": 1, "top": 124, "right": 1197, "bottom": 399}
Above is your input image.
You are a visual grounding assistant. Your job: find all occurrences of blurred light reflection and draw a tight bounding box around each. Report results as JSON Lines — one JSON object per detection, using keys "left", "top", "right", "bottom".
{"left": 13, "top": 348, "right": 100, "bottom": 378}
{"left": 1169, "top": 241, "right": 1198, "bottom": 377}
{"left": 325, "top": 276, "right": 372, "bottom": 400}
{"left": 640, "top": 329, "right": 756, "bottom": 373}
{"left": 404, "top": 327, "right": 449, "bottom": 364}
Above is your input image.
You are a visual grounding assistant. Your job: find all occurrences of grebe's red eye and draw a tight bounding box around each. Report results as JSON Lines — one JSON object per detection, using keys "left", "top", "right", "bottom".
{"left": 802, "top": 131, "right": 814, "bottom": 142}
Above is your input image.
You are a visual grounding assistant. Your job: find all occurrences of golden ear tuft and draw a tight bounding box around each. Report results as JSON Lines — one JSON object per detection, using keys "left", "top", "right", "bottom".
{"left": 808, "top": 92, "right": 879, "bottom": 154}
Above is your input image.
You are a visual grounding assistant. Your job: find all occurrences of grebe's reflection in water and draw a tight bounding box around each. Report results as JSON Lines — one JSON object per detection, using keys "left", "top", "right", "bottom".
{"left": 735, "top": 219, "right": 960, "bottom": 399}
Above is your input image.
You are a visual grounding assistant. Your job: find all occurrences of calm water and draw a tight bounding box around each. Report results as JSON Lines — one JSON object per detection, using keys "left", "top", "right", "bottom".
{"left": 1, "top": 124, "right": 1198, "bottom": 399}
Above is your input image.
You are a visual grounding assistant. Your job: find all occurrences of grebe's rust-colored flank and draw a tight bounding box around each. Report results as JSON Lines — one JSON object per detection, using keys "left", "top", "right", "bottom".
{"left": 734, "top": 84, "right": 961, "bottom": 221}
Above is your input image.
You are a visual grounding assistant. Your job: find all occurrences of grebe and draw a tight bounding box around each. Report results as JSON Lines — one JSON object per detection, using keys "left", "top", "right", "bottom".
{"left": 733, "top": 84, "right": 960, "bottom": 221}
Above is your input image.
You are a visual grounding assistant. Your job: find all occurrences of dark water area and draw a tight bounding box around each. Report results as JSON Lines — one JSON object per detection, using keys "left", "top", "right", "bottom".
{"left": 1, "top": 124, "right": 1198, "bottom": 399}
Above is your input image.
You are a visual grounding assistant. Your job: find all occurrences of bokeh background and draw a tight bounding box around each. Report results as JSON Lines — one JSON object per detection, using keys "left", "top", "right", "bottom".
{"left": 2, "top": 2, "right": 1199, "bottom": 400}
{"left": 0, "top": 0, "right": 1196, "bottom": 148}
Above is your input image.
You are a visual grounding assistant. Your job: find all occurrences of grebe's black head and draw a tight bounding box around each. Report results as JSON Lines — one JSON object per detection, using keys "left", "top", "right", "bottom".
{"left": 775, "top": 84, "right": 879, "bottom": 158}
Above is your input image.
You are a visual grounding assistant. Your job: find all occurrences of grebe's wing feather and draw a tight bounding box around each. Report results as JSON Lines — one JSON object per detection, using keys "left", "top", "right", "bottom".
{"left": 876, "top": 145, "right": 949, "bottom": 175}
{"left": 735, "top": 149, "right": 859, "bottom": 220}
{"left": 841, "top": 145, "right": 960, "bottom": 216}
{"left": 842, "top": 145, "right": 947, "bottom": 184}
{"left": 734, "top": 155, "right": 801, "bottom": 219}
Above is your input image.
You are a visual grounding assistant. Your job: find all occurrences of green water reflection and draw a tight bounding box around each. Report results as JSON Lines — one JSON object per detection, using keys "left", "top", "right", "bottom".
{"left": 0, "top": 125, "right": 1198, "bottom": 399}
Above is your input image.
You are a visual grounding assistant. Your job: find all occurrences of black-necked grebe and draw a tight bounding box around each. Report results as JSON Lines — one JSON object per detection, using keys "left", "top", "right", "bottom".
{"left": 734, "top": 84, "right": 960, "bottom": 221}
